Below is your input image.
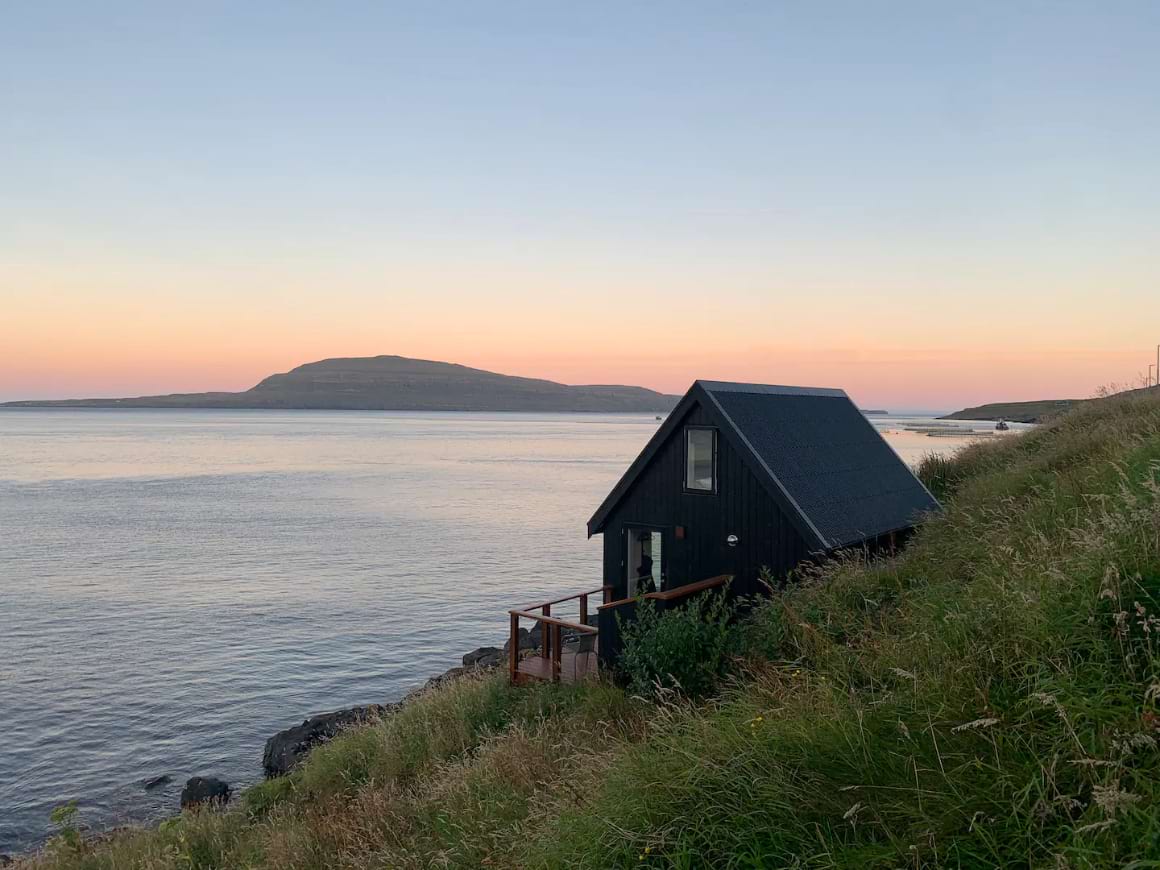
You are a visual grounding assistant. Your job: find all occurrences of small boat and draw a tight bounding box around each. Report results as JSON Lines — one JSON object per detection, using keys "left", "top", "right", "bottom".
{"left": 655, "top": 415, "right": 663, "bottom": 421}
{"left": 995, "top": 419, "right": 1010, "bottom": 431}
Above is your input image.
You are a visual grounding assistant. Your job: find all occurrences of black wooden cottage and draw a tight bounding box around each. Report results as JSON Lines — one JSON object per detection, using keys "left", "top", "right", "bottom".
{"left": 589, "top": 380, "right": 939, "bottom": 605}
{"left": 507, "top": 380, "right": 939, "bottom": 684}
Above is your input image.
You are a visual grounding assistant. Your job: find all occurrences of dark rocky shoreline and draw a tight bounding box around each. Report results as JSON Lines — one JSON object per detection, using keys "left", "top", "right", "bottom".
{"left": 259, "top": 631, "right": 534, "bottom": 779}
{"left": 184, "top": 628, "right": 541, "bottom": 806}
{"left": 6, "top": 633, "right": 544, "bottom": 862}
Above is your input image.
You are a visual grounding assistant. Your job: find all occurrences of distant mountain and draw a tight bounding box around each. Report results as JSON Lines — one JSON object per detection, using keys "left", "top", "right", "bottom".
{"left": 1, "top": 356, "right": 680, "bottom": 413}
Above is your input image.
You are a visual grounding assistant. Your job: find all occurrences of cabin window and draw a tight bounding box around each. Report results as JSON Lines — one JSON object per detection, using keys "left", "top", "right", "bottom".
{"left": 685, "top": 427, "right": 716, "bottom": 492}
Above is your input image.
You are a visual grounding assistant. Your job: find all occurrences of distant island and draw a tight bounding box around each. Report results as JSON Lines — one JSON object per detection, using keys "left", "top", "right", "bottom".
{"left": 940, "top": 399, "right": 1081, "bottom": 423}
{"left": 942, "top": 385, "right": 1158, "bottom": 423}
{"left": 0, "top": 356, "right": 680, "bottom": 413}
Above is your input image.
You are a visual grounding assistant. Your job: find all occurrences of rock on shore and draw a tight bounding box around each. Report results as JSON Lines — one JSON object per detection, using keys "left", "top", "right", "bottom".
{"left": 504, "top": 624, "right": 543, "bottom": 653}
{"left": 262, "top": 704, "right": 394, "bottom": 778}
{"left": 262, "top": 638, "right": 527, "bottom": 778}
{"left": 180, "top": 777, "right": 231, "bottom": 809}
{"left": 462, "top": 646, "right": 506, "bottom": 668}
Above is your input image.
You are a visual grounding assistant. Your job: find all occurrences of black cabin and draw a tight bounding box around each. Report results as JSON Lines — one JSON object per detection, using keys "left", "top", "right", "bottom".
{"left": 588, "top": 381, "right": 940, "bottom": 602}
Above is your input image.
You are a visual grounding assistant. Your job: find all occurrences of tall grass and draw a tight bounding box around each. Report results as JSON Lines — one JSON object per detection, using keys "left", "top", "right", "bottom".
{"left": 18, "top": 390, "right": 1160, "bottom": 869}
{"left": 532, "top": 391, "right": 1160, "bottom": 867}
{"left": 20, "top": 676, "right": 645, "bottom": 869}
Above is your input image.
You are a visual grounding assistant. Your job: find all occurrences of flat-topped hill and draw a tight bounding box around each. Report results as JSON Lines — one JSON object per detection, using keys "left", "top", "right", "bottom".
{"left": 1, "top": 356, "right": 679, "bottom": 413}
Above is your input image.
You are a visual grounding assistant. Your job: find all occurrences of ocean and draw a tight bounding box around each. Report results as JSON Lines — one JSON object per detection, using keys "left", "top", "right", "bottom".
{"left": 0, "top": 409, "right": 1009, "bottom": 853}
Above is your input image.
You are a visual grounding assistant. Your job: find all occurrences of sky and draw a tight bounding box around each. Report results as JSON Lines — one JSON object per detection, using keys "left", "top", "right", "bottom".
{"left": 2, "top": 2, "right": 1159, "bottom": 411}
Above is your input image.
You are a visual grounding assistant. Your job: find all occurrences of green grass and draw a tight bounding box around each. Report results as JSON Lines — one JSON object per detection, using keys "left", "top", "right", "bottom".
{"left": 19, "top": 390, "right": 1160, "bottom": 869}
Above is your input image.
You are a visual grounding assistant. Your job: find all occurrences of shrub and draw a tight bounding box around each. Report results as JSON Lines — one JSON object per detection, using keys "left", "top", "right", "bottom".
{"left": 46, "top": 802, "right": 81, "bottom": 856}
{"left": 618, "top": 591, "right": 740, "bottom": 698}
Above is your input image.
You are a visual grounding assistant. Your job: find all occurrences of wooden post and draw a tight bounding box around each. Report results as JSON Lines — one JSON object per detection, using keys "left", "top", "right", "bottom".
{"left": 551, "top": 623, "right": 562, "bottom": 682}
{"left": 509, "top": 613, "right": 519, "bottom": 685}
{"left": 579, "top": 594, "right": 588, "bottom": 626}
{"left": 542, "top": 604, "right": 551, "bottom": 661}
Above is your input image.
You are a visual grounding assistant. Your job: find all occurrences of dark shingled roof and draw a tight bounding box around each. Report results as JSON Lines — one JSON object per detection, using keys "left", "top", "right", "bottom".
{"left": 588, "top": 380, "right": 940, "bottom": 549}
{"left": 700, "top": 382, "right": 939, "bottom": 548}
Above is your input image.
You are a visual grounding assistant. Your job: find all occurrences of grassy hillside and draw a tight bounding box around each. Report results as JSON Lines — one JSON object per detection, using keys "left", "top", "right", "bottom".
{"left": 19, "top": 390, "right": 1160, "bottom": 868}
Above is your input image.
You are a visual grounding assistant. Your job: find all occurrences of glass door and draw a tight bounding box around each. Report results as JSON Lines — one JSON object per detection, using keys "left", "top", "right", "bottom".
{"left": 626, "top": 527, "right": 664, "bottom": 597}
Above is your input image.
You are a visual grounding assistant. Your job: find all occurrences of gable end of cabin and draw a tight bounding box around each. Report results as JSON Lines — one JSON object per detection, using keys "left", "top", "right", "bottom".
{"left": 593, "top": 395, "right": 814, "bottom": 601}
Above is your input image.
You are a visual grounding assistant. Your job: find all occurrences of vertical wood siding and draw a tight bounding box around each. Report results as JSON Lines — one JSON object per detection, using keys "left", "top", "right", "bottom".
{"left": 600, "top": 401, "right": 811, "bottom": 599}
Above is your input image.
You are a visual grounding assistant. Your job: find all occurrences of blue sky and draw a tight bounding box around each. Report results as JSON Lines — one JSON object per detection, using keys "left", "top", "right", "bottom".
{"left": 3, "top": 2, "right": 1159, "bottom": 407}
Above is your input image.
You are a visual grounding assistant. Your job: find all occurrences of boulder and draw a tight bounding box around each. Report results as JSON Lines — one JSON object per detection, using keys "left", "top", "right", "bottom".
{"left": 462, "top": 646, "right": 506, "bottom": 669}
{"left": 262, "top": 704, "right": 393, "bottom": 778}
{"left": 143, "top": 774, "right": 172, "bottom": 791}
{"left": 503, "top": 622, "right": 585, "bottom": 652}
{"left": 503, "top": 624, "right": 543, "bottom": 653}
{"left": 180, "top": 776, "right": 231, "bottom": 809}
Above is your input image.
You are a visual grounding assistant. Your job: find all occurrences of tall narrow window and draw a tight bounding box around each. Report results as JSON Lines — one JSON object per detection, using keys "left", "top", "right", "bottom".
{"left": 685, "top": 428, "right": 716, "bottom": 492}
{"left": 627, "top": 528, "right": 664, "bottom": 596}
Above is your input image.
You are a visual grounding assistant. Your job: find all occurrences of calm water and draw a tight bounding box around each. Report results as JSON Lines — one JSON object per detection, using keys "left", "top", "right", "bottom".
{"left": 0, "top": 409, "right": 1002, "bottom": 853}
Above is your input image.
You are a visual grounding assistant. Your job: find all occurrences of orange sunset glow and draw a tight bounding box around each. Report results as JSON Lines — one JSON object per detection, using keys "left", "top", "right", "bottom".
{"left": 4, "top": 250, "right": 1155, "bottom": 410}
{"left": 3, "top": 3, "right": 1158, "bottom": 411}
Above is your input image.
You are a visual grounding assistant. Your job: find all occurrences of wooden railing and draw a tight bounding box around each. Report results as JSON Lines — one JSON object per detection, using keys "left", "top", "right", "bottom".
{"left": 597, "top": 573, "right": 732, "bottom": 611}
{"left": 509, "top": 585, "right": 613, "bottom": 684}
{"left": 592, "top": 575, "right": 734, "bottom": 666}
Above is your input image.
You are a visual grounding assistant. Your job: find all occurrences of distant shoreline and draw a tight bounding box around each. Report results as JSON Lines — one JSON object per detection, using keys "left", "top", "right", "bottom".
{"left": 0, "top": 354, "right": 679, "bottom": 414}
{"left": 2, "top": 407, "right": 972, "bottom": 420}
{"left": 941, "top": 386, "right": 1159, "bottom": 424}
{"left": 939, "top": 399, "right": 1079, "bottom": 424}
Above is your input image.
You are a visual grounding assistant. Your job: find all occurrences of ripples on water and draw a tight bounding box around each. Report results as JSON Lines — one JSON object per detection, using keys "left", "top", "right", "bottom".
{"left": 0, "top": 409, "right": 988, "bottom": 852}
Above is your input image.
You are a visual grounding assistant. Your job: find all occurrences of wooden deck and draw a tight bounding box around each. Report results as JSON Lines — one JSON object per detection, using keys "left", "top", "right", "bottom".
{"left": 513, "top": 643, "right": 599, "bottom": 684}
{"left": 506, "top": 578, "right": 734, "bottom": 685}
{"left": 508, "top": 585, "right": 611, "bottom": 685}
